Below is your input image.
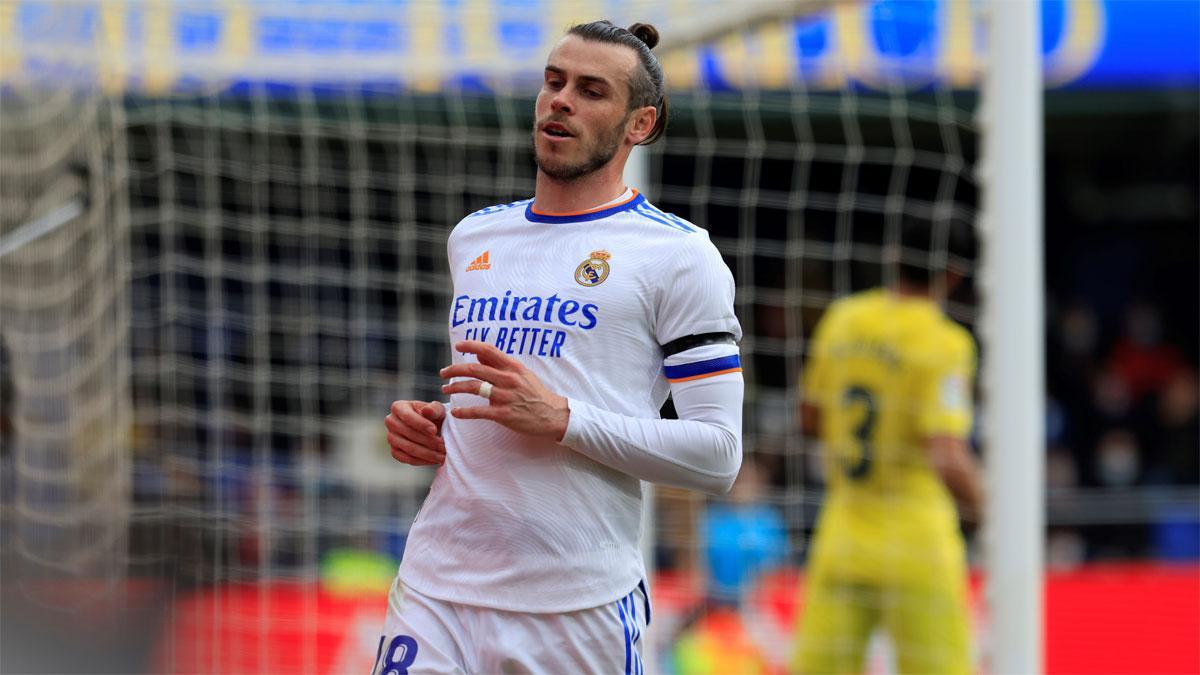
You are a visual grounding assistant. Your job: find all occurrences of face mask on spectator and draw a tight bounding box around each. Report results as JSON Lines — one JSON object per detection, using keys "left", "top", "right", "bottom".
{"left": 1096, "top": 430, "right": 1140, "bottom": 486}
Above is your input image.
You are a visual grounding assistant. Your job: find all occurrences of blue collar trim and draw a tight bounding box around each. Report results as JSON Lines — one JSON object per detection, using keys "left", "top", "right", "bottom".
{"left": 525, "top": 192, "right": 646, "bottom": 224}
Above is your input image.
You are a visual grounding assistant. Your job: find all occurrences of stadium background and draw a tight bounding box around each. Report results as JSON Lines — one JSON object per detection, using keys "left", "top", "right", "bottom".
{"left": 0, "top": 1, "right": 1196, "bottom": 673}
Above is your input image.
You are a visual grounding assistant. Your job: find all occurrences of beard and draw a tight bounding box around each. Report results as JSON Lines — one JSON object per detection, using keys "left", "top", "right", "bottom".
{"left": 533, "top": 114, "right": 628, "bottom": 182}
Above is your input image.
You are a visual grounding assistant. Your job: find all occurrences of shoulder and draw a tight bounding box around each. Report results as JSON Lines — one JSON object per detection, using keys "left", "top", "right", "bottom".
{"left": 626, "top": 199, "right": 704, "bottom": 237}
{"left": 631, "top": 201, "right": 728, "bottom": 269}
{"left": 464, "top": 197, "right": 534, "bottom": 221}
{"left": 913, "top": 312, "right": 975, "bottom": 367}
{"left": 625, "top": 201, "right": 730, "bottom": 280}
{"left": 937, "top": 317, "right": 976, "bottom": 359}
{"left": 453, "top": 197, "right": 532, "bottom": 230}
{"left": 822, "top": 290, "right": 880, "bottom": 326}
{"left": 449, "top": 197, "right": 535, "bottom": 244}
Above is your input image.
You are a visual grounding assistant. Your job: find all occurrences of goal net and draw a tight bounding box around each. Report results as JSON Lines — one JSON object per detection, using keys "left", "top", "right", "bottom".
{"left": 0, "top": 1, "right": 997, "bottom": 672}
{"left": 0, "top": 0, "right": 131, "bottom": 623}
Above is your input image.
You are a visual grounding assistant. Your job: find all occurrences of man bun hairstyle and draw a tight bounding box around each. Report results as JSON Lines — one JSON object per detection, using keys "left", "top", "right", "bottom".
{"left": 628, "top": 23, "right": 659, "bottom": 49}
{"left": 567, "top": 20, "right": 670, "bottom": 145}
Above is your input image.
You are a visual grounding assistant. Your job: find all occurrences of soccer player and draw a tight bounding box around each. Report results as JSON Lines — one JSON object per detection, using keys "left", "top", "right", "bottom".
{"left": 792, "top": 218, "right": 984, "bottom": 674}
{"left": 377, "top": 21, "right": 744, "bottom": 675}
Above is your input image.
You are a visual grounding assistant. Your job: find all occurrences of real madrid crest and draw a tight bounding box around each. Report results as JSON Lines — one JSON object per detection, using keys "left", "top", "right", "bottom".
{"left": 574, "top": 250, "right": 611, "bottom": 287}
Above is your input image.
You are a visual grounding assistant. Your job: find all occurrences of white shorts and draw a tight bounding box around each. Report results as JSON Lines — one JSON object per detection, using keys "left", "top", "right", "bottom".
{"left": 372, "top": 576, "right": 650, "bottom": 675}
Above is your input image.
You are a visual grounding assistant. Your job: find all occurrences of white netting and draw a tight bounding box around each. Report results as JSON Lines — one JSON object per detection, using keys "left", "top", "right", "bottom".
{"left": 0, "top": 2, "right": 986, "bottom": 672}
{"left": 0, "top": 10, "right": 135, "bottom": 675}
{"left": 0, "top": 6, "right": 131, "bottom": 600}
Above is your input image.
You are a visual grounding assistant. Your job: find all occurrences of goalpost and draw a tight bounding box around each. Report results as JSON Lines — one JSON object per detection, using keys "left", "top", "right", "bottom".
{"left": 0, "top": 1, "right": 1042, "bottom": 672}
{"left": 980, "top": 1, "right": 1044, "bottom": 672}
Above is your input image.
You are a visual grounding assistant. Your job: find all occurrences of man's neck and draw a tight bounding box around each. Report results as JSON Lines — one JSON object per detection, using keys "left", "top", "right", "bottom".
{"left": 533, "top": 163, "right": 628, "bottom": 215}
{"left": 892, "top": 280, "right": 937, "bottom": 302}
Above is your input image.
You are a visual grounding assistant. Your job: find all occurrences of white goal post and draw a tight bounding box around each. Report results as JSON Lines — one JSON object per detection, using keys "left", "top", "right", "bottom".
{"left": 981, "top": 0, "right": 1045, "bottom": 672}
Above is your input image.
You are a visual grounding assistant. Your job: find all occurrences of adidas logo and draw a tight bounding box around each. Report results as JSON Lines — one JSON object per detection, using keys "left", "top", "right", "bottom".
{"left": 466, "top": 251, "right": 491, "bottom": 272}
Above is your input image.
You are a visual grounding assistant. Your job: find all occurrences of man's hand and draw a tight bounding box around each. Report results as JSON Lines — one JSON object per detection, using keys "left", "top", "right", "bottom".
{"left": 386, "top": 400, "right": 447, "bottom": 466}
{"left": 440, "top": 340, "right": 570, "bottom": 441}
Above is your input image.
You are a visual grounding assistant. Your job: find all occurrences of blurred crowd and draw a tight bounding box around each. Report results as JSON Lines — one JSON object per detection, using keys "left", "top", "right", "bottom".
{"left": 1045, "top": 298, "right": 1199, "bottom": 564}
{"left": 1049, "top": 300, "right": 1197, "bottom": 488}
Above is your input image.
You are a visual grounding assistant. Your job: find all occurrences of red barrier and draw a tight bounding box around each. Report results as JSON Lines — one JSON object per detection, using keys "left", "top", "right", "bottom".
{"left": 1045, "top": 563, "right": 1199, "bottom": 675}
{"left": 152, "top": 583, "right": 386, "bottom": 674}
{"left": 153, "top": 563, "right": 1199, "bottom": 674}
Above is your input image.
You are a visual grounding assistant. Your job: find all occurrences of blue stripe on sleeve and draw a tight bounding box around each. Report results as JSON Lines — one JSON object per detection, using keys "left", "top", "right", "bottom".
{"left": 663, "top": 354, "right": 741, "bottom": 381}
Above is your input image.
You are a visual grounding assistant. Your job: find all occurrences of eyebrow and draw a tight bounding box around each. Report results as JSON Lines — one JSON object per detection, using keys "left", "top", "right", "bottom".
{"left": 544, "top": 65, "right": 613, "bottom": 89}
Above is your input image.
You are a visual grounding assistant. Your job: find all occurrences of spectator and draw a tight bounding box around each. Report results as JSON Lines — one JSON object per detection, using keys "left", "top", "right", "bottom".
{"left": 1145, "top": 368, "right": 1200, "bottom": 486}
{"left": 1094, "top": 428, "right": 1142, "bottom": 488}
{"left": 1108, "top": 302, "right": 1186, "bottom": 403}
{"left": 701, "top": 458, "right": 789, "bottom": 606}
{"left": 1046, "top": 445, "right": 1080, "bottom": 493}
{"left": 1046, "top": 528, "right": 1087, "bottom": 570}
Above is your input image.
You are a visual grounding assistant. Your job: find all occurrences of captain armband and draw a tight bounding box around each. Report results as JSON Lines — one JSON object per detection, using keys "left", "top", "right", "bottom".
{"left": 661, "top": 333, "right": 741, "bottom": 383}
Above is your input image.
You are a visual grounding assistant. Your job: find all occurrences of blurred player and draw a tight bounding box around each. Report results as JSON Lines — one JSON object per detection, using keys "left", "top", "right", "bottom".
{"left": 792, "top": 217, "right": 984, "bottom": 674}
{"left": 377, "top": 20, "right": 744, "bottom": 675}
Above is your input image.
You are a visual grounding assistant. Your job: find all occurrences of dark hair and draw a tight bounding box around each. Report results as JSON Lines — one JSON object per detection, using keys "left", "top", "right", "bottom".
{"left": 566, "top": 20, "right": 669, "bottom": 145}
{"left": 895, "top": 214, "right": 977, "bottom": 287}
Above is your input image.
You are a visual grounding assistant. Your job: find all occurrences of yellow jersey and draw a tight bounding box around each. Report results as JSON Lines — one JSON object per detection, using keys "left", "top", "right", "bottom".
{"left": 803, "top": 288, "right": 975, "bottom": 586}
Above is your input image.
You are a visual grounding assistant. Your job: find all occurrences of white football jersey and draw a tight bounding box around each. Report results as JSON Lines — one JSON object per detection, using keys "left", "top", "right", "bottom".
{"left": 398, "top": 190, "right": 741, "bottom": 612}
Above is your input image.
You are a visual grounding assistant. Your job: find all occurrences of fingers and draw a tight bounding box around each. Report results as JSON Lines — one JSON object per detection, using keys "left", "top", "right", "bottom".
{"left": 417, "top": 400, "right": 446, "bottom": 424}
{"left": 455, "top": 340, "right": 520, "bottom": 370}
{"left": 386, "top": 399, "right": 446, "bottom": 466}
{"left": 440, "top": 379, "right": 506, "bottom": 401}
{"left": 386, "top": 424, "right": 445, "bottom": 463}
{"left": 389, "top": 438, "right": 443, "bottom": 466}
{"left": 391, "top": 400, "right": 439, "bottom": 436}
{"left": 450, "top": 405, "right": 504, "bottom": 422}
{"left": 440, "top": 361, "right": 512, "bottom": 387}
{"left": 388, "top": 416, "right": 445, "bottom": 452}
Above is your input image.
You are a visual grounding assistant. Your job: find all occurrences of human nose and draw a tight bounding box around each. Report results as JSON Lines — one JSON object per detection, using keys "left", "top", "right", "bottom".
{"left": 550, "top": 88, "right": 574, "bottom": 115}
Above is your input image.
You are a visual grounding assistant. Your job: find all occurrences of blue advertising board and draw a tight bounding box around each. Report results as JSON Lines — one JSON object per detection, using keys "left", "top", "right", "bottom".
{"left": 2, "top": 0, "right": 1196, "bottom": 93}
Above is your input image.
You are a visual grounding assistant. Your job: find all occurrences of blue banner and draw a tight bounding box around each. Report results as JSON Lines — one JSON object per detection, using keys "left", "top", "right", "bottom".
{"left": 1053, "top": 0, "right": 1199, "bottom": 88}
{"left": 2, "top": 0, "right": 1196, "bottom": 93}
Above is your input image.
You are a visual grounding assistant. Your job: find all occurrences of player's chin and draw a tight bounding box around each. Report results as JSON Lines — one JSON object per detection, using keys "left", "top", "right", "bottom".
{"left": 534, "top": 155, "right": 575, "bottom": 179}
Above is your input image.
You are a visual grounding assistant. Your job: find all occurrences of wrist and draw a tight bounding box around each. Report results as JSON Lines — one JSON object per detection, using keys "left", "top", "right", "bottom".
{"left": 553, "top": 394, "right": 570, "bottom": 441}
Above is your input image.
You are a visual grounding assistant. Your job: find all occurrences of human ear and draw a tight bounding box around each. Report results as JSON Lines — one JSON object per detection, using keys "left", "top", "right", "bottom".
{"left": 627, "top": 106, "right": 657, "bottom": 145}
